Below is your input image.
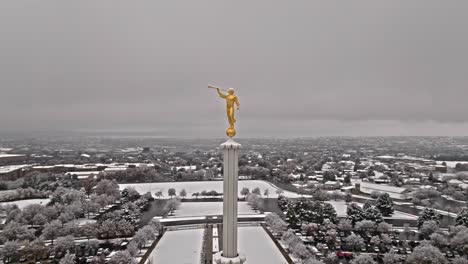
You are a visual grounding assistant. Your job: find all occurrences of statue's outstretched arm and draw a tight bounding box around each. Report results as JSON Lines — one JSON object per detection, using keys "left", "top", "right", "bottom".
{"left": 217, "top": 88, "right": 227, "bottom": 99}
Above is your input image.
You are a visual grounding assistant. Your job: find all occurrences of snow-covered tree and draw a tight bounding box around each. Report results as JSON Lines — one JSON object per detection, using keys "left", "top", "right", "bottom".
{"left": 127, "top": 241, "right": 138, "bottom": 257}
{"left": 450, "top": 226, "right": 468, "bottom": 252}
{"left": 108, "top": 251, "right": 137, "bottom": 264}
{"left": 26, "top": 238, "right": 47, "bottom": 261}
{"left": 53, "top": 236, "right": 76, "bottom": 256}
{"left": 42, "top": 220, "right": 63, "bottom": 244}
{"left": 2, "top": 221, "right": 35, "bottom": 241}
{"left": 32, "top": 213, "right": 47, "bottom": 226}
{"left": 370, "top": 235, "right": 381, "bottom": 246}
{"left": 363, "top": 206, "right": 383, "bottom": 223}
{"left": 322, "top": 203, "right": 338, "bottom": 223}
{"left": 155, "top": 191, "right": 163, "bottom": 199}
{"left": 323, "top": 253, "right": 338, "bottom": 264}
{"left": 420, "top": 220, "right": 439, "bottom": 238}
{"left": 247, "top": 193, "right": 262, "bottom": 209}
{"left": 81, "top": 222, "right": 98, "bottom": 240}
{"left": 363, "top": 200, "right": 373, "bottom": 211}
{"left": 292, "top": 243, "right": 311, "bottom": 260}
{"left": 355, "top": 220, "right": 376, "bottom": 232}
{"left": 164, "top": 198, "right": 180, "bottom": 215}
{"left": 252, "top": 187, "right": 261, "bottom": 195}
{"left": 382, "top": 252, "right": 400, "bottom": 264}
{"left": 345, "top": 233, "right": 364, "bottom": 252}
{"left": 305, "top": 259, "right": 325, "bottom": 264}
{"left": 2, "top": 240, "right": 19, "bottom": 263}
{"left": 452, "top": 257, "right": 468, "bottom": 264}
{"left": 380, "top": 234, "right": 392, "bottom": 246}
{"left": 240, "top": 187, "right": 250, "bottom": 198}
{"left": 95, "top": 179, "right": 120, "bottom": 198}
{"left": 90, "top": 254, "right": 106, "bottom": 264}
{"left": 59, "top": 253, "right": 75, "bottom": 264}
{"left": 167, "top": 188, "right": 176, "bottom": 198}
{"left": 377, "top": 222, "right": 392, "bottom": 233}
{"left": 133, "top": 231, "right": 147, "bottom": 251}
{"left": 179, "top": 189, "right": 187, "bottom": 198}
{"left": 265, "top": 213, "right": 287, "bottom": 235}
{"left": 350, "top": 254, "right": 376, "bottom": 264}
{"left": 337, "top": 219, "right": 353, "bottom": 232}
{"left": 141, "top": 225, "right": 158, "bottom": 241}
{"left": 406, "top": 244, "right": 447, "bottom": 264}
{"left": 282, "top": 229, "right": 302, "bottom": 249}
{"left": 430, "top": 233, "right": 448, "bottom": 249}
{"left": 345, "top": 192, "right": 352, "bottom": 203}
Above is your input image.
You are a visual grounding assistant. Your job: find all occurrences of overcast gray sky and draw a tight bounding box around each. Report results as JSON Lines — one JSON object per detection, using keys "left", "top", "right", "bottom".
{"left": 1, "top": 1, "right": 468, "bottom": 137}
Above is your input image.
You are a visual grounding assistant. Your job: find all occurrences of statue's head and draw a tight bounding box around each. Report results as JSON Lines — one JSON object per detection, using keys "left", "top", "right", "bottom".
{"left": 228, "top": 88, "right": 234, "bottom": 94}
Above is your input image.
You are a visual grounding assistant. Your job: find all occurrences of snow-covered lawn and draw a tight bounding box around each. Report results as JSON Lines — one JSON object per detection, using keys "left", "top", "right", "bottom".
{"left": 171, "top": 202, "right": 255, "bottom": 217}
{"left": 0, "top": 198, "right": 50, "bottom": 209}
{"left": 437, "top": 160, "right": 468, "bottom": 168}
{"left": 146, "top": 228, "right": 204, "bottom": 264}
{"left": 238, "top": 226, "right": 288, "bottom": 264}
{"left": 328, "top": 201, "right": 417, "bottom": 220}
{"left": 74, "top": 218, "right": 97, "bottom": 226}
{"left": 120, "top": 180, "right": 301, "bottom": 198}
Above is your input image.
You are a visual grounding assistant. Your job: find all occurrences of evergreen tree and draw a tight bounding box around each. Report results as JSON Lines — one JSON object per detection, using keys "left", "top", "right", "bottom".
{"left": 345, "top": 192, "right": 353, "bottom": 203}
{"left": 375, "top": 193, "right": 394, "bottom": 216}
{"left": 363, "top": 206, "right": 383, "bottom": 223}
{"left": 344, "top": 174, "right": 351, "bottom": 185}
{"left": 417, "top": 207, "right": 440, "bottom": 228}
{"left": 363, "top": 200, "right": 373, "bottom": 211}
{"left": 347, "top": 203, "right": 364, "bottom": 225}
{"left": 455, "top": 208, "right": 468, "bottom": 227}
{"left": 321, "top": 203, "right": 338, "bottom": 224}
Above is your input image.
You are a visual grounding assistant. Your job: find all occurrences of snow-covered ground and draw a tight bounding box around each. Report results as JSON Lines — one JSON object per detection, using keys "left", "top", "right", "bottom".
{"left": 146, "top": 228, "right": 204, "bottom": 264}
{"left": 172, "top": 202, "right": 256, "bottom": 217}
{"left": 437, "top": 160, "right": 468, "bottom": 168}
{"left": 120, "top": 180, "right": 301, "bottom": 198}
{"left": 0, "top": 198, "right": 50, "bottom": 209}
{"left": 238, "top": 226, "right": 288, "bottom": 264}
{"left": 328, "top": 201, "right": 417, "bottom": 220}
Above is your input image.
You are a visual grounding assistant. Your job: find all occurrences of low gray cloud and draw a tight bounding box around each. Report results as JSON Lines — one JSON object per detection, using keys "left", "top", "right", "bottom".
{"left": 1, "top": 1, "right": 468, "bottom": 137}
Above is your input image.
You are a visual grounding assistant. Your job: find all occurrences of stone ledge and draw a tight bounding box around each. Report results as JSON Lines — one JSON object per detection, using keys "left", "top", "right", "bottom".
{"left": 221, "top": 138, "right": 242, "bottom": 149}
{"left": 213, "top": 252, "right": 246, "bottom": 264}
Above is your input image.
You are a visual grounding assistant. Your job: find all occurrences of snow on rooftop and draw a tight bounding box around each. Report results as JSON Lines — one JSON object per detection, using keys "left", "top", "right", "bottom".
{"left": 0, "top": 165, "right": 30, "bottom": 174}
{"left": 0, "top": 148, "right": 13, "bottom": 152}
{"left": 0, "top": 154, "right": 25, "bottom": 158}
{"left": 376, "top": 155, "right": 396, "bottom": 159}
{"left": 360, "top": 182, "right": 407, "bottom": 194}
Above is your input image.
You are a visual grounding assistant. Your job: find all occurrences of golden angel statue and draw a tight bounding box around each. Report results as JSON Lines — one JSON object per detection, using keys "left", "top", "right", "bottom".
{"left": 209, "top": 85, "right": 240, "bottom": 138}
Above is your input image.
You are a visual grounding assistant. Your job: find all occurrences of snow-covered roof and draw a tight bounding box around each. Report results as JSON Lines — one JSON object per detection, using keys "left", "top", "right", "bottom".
{"left": 172, "top": 165, "right": 196, "bottom": 171}
{"left": 360, "top": 182, "right": 406, "bottom": 194}
{"left": 0, "top": 164, "right": 30, "bottom": 174}
{"left": 66, "top": 171, "right": 101, "bottom": 176}
{"left": 376, "top": 155, "right": 396, "bottom": 159}
{"left": 0, "top": 154, "right": 25, "bottom": 159}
